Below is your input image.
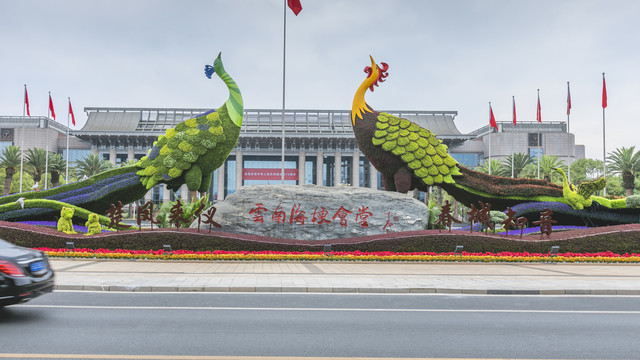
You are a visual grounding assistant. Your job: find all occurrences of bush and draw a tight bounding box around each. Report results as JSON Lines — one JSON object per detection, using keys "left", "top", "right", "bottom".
{"left": 626, "top": 195, "right": 640, "bottom": 208}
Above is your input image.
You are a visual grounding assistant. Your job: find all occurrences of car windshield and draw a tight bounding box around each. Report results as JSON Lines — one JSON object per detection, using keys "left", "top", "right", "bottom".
{"left": 0, "top": 239, "right": 16, "bottom": 248}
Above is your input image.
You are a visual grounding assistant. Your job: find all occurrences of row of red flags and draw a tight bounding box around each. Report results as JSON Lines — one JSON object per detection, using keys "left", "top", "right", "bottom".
{"left": 23, "top": 86, "right": 75, "bottom": 126}
{"left": 490, "top": 73, "right": 608, "bottom": 130}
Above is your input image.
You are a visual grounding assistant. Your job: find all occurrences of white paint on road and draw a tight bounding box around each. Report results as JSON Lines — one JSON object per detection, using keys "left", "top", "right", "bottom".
{"left": 16, "top": 304, "right": 640, "bottom": 314}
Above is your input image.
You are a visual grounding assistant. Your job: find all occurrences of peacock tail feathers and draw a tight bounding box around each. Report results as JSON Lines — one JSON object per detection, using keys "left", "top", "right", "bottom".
{"left": 578, "top": 177, "right": 607, "bottom": 199}
{"left": 135, "top": 110, "right": 227, "bottom": 190}
{"left": 372, "top": 112, "right": 461, "bottom": 186}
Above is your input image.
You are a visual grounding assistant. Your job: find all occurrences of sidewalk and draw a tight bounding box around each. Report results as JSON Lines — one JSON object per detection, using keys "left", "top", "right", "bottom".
{"left": 48, "top": 259, "right": 640, "bottom": 295}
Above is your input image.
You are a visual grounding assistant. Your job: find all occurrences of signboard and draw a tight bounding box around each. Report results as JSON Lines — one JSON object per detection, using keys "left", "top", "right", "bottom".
{"left": 243, "top": 168, "right": 298, "bottom": 181}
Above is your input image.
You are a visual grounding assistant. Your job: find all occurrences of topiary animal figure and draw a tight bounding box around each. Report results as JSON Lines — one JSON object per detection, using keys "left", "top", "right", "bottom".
{"left": 136, "top": 52, "right": 243, "bottom": 193}
{"left": 553, "top": 167, "right": 606, "bottom": 210}
{"left": 57, "top": 206, "right": 77, "bottom": 234}
{"left": 85, "top": 213, "right": 102, "bottom": 235}
{"left": 0, "top": 52, "right": 243, "bottom": 222}
{"left": 350, "top": 55, "right": 567, "bottom": 210}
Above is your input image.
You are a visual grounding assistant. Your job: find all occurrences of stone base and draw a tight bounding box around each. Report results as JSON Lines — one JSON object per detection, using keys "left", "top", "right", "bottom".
{"left": 191, "top": 184, "right": 428, "bottom": 240}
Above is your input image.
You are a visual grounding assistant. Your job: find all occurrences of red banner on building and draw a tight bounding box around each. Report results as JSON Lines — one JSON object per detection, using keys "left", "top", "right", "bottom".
{"left": 243, "top": 168, "right": 298, "bottom": 181}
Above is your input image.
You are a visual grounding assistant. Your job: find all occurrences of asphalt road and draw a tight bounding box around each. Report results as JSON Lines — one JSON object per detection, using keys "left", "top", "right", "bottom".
{"left": 1, "top": 291, "right": 640, "bottom": 359}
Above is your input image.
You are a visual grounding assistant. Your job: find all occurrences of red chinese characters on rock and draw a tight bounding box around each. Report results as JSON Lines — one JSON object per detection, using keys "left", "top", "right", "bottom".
{"left": 311, "top": 207, "right": 331, "bottom": 225}
{"left": 248, "top": 203, "right": 395, "bottom": 231}
{"left": 355, "top": 206, "right": 373, "bottom": 228}
{"left": 289, "top": 203, "right": 307, "bottom": 225}
{"left": 249, "top": 203, "right": 268, "bottom": 223}
{"left": 332, "top": 206, "right": 353, "bottom": 228}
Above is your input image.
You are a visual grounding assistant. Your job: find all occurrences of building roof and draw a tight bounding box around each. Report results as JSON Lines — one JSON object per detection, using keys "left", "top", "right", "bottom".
{"left": 79, "top": 107, "right": 472, "bottom": 140}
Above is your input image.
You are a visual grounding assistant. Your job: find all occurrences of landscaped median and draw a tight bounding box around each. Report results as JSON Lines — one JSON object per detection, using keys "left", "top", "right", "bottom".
{"left": 36, "top": 248, "right": 640, "bottom": 263}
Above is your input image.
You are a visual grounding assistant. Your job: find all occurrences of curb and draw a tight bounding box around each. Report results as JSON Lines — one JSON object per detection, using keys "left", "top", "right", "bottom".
{"left": 54, "top": 285, "right": 640, "bottom": 295}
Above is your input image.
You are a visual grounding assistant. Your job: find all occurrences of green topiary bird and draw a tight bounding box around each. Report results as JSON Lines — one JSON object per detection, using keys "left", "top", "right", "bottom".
{"left": 554, "top": 167, "right": 606, "bottom": 210}
{"left": 0, "top": 52, "right": 242, "bottom": 224}
{"left": 350, "top": 55, "right": 571, "bottom": 210}
{"left": 136, "top": 52, "right": 243, "bottom": 193}
{"left": 351, "top": 56, "right": 461, "bottom": 193}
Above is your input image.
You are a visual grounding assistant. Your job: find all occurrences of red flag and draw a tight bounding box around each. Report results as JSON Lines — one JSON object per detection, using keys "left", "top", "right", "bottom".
{"left": 512, "top": 96, "right": 517, "bottom": 126}
{"left": 68, "top": 99, "right": 76, "bottom": 126}
{"left": 48, "top": 94, "right": 56, "bottom": 120}
{"left": 567, "top": 82, "right": 572, "bottom": 115}
{"left": 287, "top": 0, "right": 302, "bottom": 15}
{"left": 536, "top": 91, "right": 542, "bottom": 123}
{"left": 489, "top": 103, "right": 498, "bottom": 130}
{"left": 24, "top": 86, "right": 31, "bottom": 116}
{"left": 602, "top": 73, "right": 607, "bottom": 109}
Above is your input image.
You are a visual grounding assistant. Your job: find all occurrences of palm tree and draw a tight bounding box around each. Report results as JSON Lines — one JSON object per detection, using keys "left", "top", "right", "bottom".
{"left": 74, "top": 153, "right": 114, "bottom": 178}
{"left": 0, "top": 145, "right": 22, "bottom": 195}
{"left": 474, "top": 159, "right": 505, "bottom": 176}
{"left": 25, "top": 148, "right": 48, "bottom": 185}
{"left": 607, "top": 146, "right": 640, "bottom": 196}
{"left": 48, "top": 153, "right": 67, "bottom": 188}
{"left": 521, "top": 155, "right": 566, "bottom": 184}
{"left": 502, "top": 153, "right": 534, "bottom": 178}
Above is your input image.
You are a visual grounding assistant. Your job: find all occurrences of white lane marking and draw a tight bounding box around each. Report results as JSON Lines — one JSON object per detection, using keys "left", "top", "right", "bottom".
{"left": 0, "top": 353, "right": 567, "bottom": 360}
{"left": 15, "top": 304, "right": 640, "bottom": 314}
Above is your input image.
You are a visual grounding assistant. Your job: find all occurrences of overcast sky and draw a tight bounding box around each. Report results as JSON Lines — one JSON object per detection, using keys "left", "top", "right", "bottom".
{"left": 1, "top": 0, "right": 639, "bottom": 159}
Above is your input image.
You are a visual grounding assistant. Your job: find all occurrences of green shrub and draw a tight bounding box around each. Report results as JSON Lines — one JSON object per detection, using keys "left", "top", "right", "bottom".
{"left": 626, "top": 195, "right": 640, "bottom": 208}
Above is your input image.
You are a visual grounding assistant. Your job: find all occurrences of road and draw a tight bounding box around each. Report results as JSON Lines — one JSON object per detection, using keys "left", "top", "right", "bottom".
{"left": 1, "top": 291, "right": 640, "bottom": 359}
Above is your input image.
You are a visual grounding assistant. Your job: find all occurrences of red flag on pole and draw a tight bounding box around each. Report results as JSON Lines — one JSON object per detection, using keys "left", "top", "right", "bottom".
{"left": 24, "top": 86, "right": 31, "bottom": 116}
{"left": 536, "top": 91, "right": 542, "bottom": 123}
{"left": 48, "top": 94, "right": 56, "bottom": 120}
{"left": 68, "top": 99, "right": 75, "bottom": 126}
{"left": 288, "top": 0, "right": 302, "bottom": 15}
{"left": 602, "top": 73, "right": 607, "bottom": 109}
{"left": 512, "top": 96, "right": 517, "bottom": 126}
{"left": 489, "top": 103, "right": 498, "bottom": 130}
{"left": 567, "top": 82, "right": 572, "bottom": 115}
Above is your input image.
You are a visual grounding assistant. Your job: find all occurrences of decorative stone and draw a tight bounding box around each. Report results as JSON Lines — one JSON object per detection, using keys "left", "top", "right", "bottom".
{"left": 191, "top": 184, "right": 429, "bottom": 240}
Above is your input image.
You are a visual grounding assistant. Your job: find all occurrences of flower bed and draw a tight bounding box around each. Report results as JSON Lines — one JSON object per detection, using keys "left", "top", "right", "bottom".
{"left": 37, "top": 247, "right": 640, "bottom": 263}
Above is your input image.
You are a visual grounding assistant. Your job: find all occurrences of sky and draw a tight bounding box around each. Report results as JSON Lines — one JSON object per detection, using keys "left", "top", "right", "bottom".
{"left": 1, "top": 0, "right": 639, "bottom": 159}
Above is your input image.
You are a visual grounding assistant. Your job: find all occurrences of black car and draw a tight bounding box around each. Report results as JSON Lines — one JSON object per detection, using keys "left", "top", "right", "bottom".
{"left": 0, "top": 239, "right": 54, "bottom": 307}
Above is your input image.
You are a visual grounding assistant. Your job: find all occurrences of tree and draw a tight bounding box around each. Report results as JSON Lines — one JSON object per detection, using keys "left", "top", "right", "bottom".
{"left": 474, "top": 159, "right": 505, "bottom": 176}
{"left": 502, "top": 152, "right": 534, "bottom": 178}
{"left": 25, "top": 148, "right": 48, "bottom": 184}
{"left": 74, "top": 153, "right": 114, "bottom": 178}
{"left": 521, "top": 155, "right": 566, "bottom": 184}
{"left": 570, "top": 158, "right": 604, "bottom": 185}
{"left": 606, "top": 146, "right": 640, "bottom": 196}
{"left": 48, "top": 153, "right": 67, "bottom": 188}
{"left": 0, "top": 145, "right": 22, "bottom": 195}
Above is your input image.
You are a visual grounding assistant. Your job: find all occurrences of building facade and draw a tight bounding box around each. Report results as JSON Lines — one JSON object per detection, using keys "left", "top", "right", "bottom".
{"left": 0, "top": 108, "right": 584, "bottom": 204}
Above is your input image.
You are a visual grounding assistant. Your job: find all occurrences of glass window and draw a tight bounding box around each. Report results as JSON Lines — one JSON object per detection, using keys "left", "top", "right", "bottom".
{"left": 359, "top": 157, "right": 370, "bottom": 188}
{"left": 529, "top": 148, "right": 543, "bottom": 159}
{"left": 528, "top": 133, "right": 542, "bottom": 147}
{"left": 450, "top": 153, "right": 481, "bottom": 168}
{"left": 341, "top": 157, "right": 352, "bottom": 185}
{"left": 305, "top": 158, "right": 315, "bottom": 185}
{"left": 227, "top": 159, "right": 236, "bottom": 196}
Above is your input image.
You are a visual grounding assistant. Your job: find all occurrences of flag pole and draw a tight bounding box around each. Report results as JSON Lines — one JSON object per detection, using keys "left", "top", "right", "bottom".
{"left": 66, "top": 97, "right": 71, "bottom": 184}
{"left": 45, "top": 92, "right": 50, "bottom": 190}
{"left": 602, "top": 72, "right": 607, "bottom": 196}
{"left": 537, "top": 89, "right": 541, "bottom": 179}
{"left": 280, "top": 0, "right": 287, "bottom": 184}
{"left": 567, "top": 81, "right": 571, "bottom": 183}
{"left": 512, "top": 96, "right": 515, "bottom": 178}
{"left": 20, "top": 85, "right": 26, "bottom": 193}
{"left": 488, "top": 102, "right": 492, "bottom": 175}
